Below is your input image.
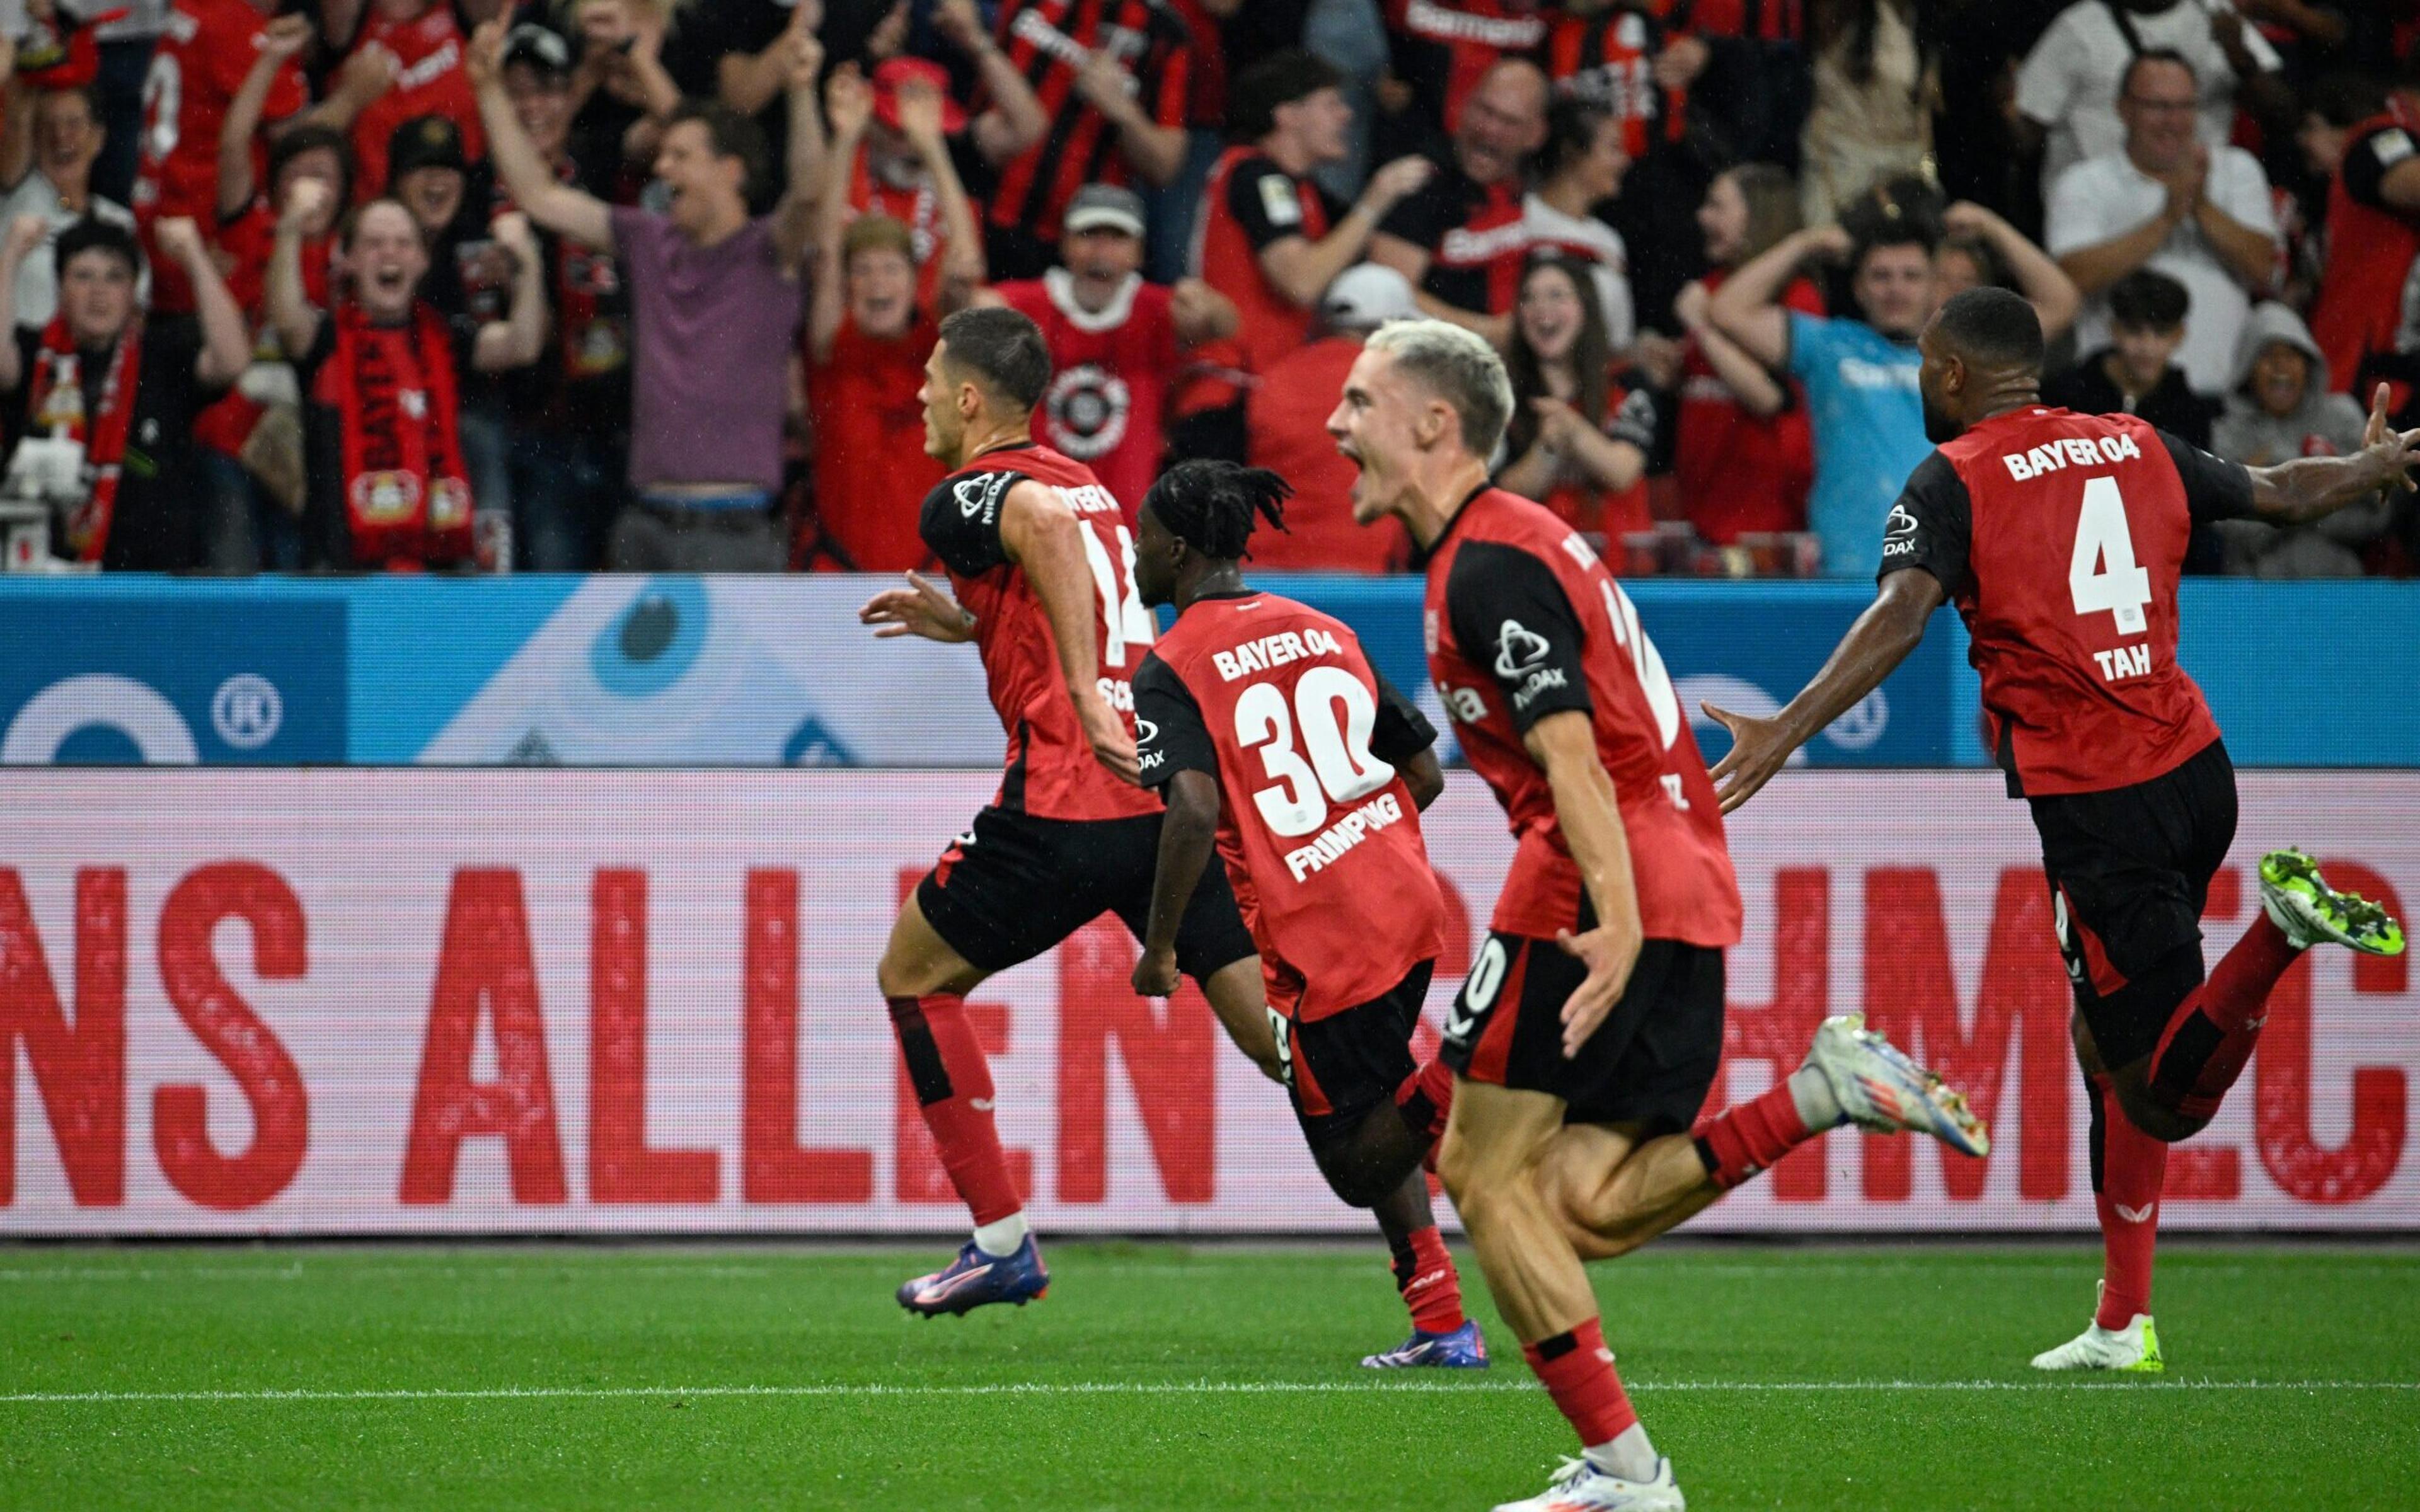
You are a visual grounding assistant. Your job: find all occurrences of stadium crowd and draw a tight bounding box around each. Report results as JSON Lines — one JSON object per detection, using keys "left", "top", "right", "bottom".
{"left": 0, "top": 0, "right": 2414, "bottom": 577}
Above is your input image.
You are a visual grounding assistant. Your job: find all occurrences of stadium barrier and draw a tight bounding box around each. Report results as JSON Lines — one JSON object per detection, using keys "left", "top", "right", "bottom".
{"left": 2, "top": 768, "right": 2411, "bottom": 1236}
{"left": 1, "top": 575, "right": 2416, "bottom": 767}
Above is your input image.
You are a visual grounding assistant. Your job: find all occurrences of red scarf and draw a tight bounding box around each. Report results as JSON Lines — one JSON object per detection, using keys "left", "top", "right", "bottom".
{"left": 26, "top": 314, "right": 140, "bottom": 563}
{"left": 318, "top": 301, "right": 473, "bottom": 566}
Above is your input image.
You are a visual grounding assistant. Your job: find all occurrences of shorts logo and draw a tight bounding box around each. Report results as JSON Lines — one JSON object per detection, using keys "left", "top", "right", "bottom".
{"left": 1265, "top": 1005, "right": 1295, "bottom": 1089}
{"left": 1493, "top": 619, "right": 1550, "bottom": 679}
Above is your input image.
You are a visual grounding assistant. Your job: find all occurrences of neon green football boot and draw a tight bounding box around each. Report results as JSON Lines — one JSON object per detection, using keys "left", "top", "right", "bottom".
{"left": 2261, "top": 850, "right": 2406, "bottom": 956}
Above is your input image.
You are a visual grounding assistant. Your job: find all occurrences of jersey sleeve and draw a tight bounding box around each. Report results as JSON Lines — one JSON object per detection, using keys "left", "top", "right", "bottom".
{"left": 2157, "top": 430, "right": 2258, "bottom": 524}
{"left": 1877, "top": 450, "right": 1973, "bottom": 595}
{"left": 1133, "top": 651, "right": 1217, "bottom": 790}
{"left": 918, "top": 469, "right": 1019, "bottom": 576}
{"left": 2342, "top": 123, "right": 2420, "bottom": 215}
{"left": 1444, "top": 540, "right": 1594, "bottom": 733}
{"left": 1377, "top": 166, "right": 1450, "bottom": 248}
{"left": 1226, "top": 158, "right": 1309, "bottom": 251}
{"left": 1368, "top": 665, "right": 1438, "bottom": 765}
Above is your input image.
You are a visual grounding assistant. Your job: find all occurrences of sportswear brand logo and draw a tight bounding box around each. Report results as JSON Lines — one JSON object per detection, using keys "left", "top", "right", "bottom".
{"left": 2114, "top": 1203, "right": 2155, "bottom": 1223}
{"left": 1494, "top": 619, "right": 1550, "bottom": 679}
{"left": 970, "top": 1099, "right": 994, "bottom": 1112}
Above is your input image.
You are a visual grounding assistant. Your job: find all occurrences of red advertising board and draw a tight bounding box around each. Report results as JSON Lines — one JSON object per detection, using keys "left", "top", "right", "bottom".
{"left": 1, "top": 770, "right": 2410, "bottom": 1234}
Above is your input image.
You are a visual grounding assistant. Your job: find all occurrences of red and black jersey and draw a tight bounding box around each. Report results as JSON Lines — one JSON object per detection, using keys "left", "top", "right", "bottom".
{"left": 2312, "top": 100, "right": 2420, "bottom": 402}
{"left": 1666, "top": 0, "right": 1804, "bottom": 40}
{"left": 1672, "top": 268, "right": 1818, "bottom": 542}
{"left": 1882, "top": 408, "right": 2254, "bottom": 798}
{"left": 1192, "top": 146, "right": 1338, "bottom": 381}
{"left": 1376, "top": 153, "right": 1526, "bottom": 318}
{"left": 345, "top": 5, "right": 483, "bottom": 199}
{"left": 1426, "top": 487, "right": 1740, "bottom": 946}
{"left": 1385, "top": 0, "right": 1548, "bottom": 132}
{"left": 1539, "top": 4, "right": 1677, "bottom": 160}
{"left": 988, "top": 0, "right": 1194, "bottom": 248}
{"left": 994, "top": 271, "right": 1180, "bottom": 517}
{"left": 919, "top": 441, "right": 1163, "bottom": 822}
{"left": 1136, "top": 590, "right": 1446, "bottom": 1021}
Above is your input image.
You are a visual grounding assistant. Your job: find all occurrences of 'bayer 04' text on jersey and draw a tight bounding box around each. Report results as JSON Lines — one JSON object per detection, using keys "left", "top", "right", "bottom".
{"left": 1425, "top": 488, "right": 1741, "bottom": 946}
{"left": 1134, "top": 592, "right": 1446, "bottom": 1021}
{"left": 1882, "top": 407, "right": 2254, "bottom": 797}
{"left": 919, "top": 441, "right": 1162, "bottom": 822}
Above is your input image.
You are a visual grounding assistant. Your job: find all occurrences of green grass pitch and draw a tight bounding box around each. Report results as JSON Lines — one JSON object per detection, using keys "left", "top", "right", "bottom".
{"left": 3, "top": 1241, "right": 2415, "bottom": 1510}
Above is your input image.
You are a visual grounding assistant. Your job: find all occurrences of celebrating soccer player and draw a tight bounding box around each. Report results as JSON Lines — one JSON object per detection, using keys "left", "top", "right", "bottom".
{"left": 1330, "top": 319, "right": 1991, "bottom": 1512}
{"left": 1126, "top": 459, "right": 1484, "bottom": 1371}
{"left": 1708, "top": 286, "right": 2414, "bottom": 1375}
{"left": 860, "top": 307, "right": 1275, "bottom": 1316}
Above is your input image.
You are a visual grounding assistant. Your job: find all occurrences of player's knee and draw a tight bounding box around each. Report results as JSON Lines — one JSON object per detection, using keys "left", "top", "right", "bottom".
{"left": 1433, "top": 1131, "right": 1479, "bottom": 1206}
{"left": 2111, "top": 1075, "right": 2203, "bottom": 1144}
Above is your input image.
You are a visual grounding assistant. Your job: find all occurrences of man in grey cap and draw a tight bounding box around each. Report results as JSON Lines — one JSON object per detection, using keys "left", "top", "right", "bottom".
{"left": 1240, "top": 262, "right": 1417, "bottom": 571}
{"left": 982, "top": 184, "right": 1235, "bottom": 512}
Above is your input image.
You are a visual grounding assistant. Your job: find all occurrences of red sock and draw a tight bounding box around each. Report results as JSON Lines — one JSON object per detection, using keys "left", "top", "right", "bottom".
{"left": 2149, "top": 915, "right": 2300, "bottom": 1119}
{"left": 2090, "top": 1071, "right": 2165, "bottom": 1329}
{"left": 1522, "top": 1318, "right": 1637, "bottom": 1447}
{"left": 887, "top": 994, "right": 1023, "bottom": 1225}
{"left": 1691, "top": 1080, "right": 1815, "bottom": 1189}
{"left": 1389, "top": 1225, "right": 1467, "bottom": 1334}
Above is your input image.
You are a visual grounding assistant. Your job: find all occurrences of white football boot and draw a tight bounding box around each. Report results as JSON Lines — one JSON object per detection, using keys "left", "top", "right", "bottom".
{"left": 1490, "top": 1456, "right": 1686, "bottom": 1512}
{"left": 2031, "top": 1281, "right": 2164, "bottom": 1373}
{"left": 1803, "top": 1014, "right": 1991, "bottom": 1157}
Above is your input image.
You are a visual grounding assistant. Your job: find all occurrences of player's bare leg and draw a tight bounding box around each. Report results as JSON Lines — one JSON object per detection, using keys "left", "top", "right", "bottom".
{"left": 1198, "top": 956, "right": 1480, "bottom": 1366}
{"left": 2036, "top": 852, "right": 2406, "bottom": 1372}
{"left": 1439, "top": 1080, "right": 1680, "bottom": 1511}
{"left": 878, "top": 896, "right": 1047, "bottom": 1316}
{"left": 1535, "top": 1123, "right": 1723, "bottom": 1263}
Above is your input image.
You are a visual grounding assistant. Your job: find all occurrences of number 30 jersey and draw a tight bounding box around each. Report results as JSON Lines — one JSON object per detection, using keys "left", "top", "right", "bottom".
{"left": 1882, "top": 407, "right": 2255, "bottom": 797}
{"left": 919, "top": 441, "right": 1160, "bottom": 822}
{"left": 1426, "top": 488, "right": 1740, "bottom": 947}
{"left": 1134, "top": 592, "right": 1446, "bottom": 1021}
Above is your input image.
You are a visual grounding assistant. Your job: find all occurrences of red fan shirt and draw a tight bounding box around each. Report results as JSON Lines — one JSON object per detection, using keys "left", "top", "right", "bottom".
{"left": 1136, "top": 590, "right": 1446, "bottom": 1020}
{"left": 919, "top": 441, "right": 1163, "bottom": 821}
{"left": 347, "top": 4, "right": 484, "bottom": 199}
{"left": 1425, "top": 486, "right": 1739, "bottom": 944}
{"left": 809, "top": 313, "right": 944, "bottom": 571}
{"left": 995, "top": 272, "right": 1179, "bottom": 517}
{"left": 1881, "top": 408, "right": 2254, "bottom": 796}
{"left": 134, "top": 0, "right": 306, "bottom": 311}
{"left": 1672, "top": 270, "right": 1819, "bottom": 542}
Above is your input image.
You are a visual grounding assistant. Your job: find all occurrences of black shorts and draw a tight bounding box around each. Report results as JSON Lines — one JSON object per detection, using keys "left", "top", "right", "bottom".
{"left": 915, "top": 804, "right": 1257, "bottom": 981}
{"left": 2029, "top": 738, "right": 2238, "bottom": 1069}
{"left": 1281, "top": 961, "right": 1434, "bottom": 1148}
{"left": 1440, "top": 914, "right": 1726, "bottom": 1135}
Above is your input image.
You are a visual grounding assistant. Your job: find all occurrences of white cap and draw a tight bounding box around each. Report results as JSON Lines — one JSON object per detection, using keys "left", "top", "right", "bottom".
{"left": 1321, "top": 263, "right": 1419, "bottom": 333}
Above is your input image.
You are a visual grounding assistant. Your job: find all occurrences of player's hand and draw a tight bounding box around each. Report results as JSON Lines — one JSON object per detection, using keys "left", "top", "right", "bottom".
{"left": 260, "top": 12, "right": 314, "bottom": 62}
{"left": 1364, "top": 154, "right": 1434, "bottom": 207}
{"left": 1553, "top": 922, "right": 1640, "bottom": 1057}
{"left": 1702, "top": 701, "right": 1796, "bottom": 814}
{"left": 1078, "top": 690, "right": 1141, "bottom": 784}
{"left": 2365, "top": 382, "right": 2416, "bottom": 494}
{"left": 1130, "top": 945, "right": 1180, "bottom": 999}
{"left": 860, "top": 570, "right": 976, "bottom": 643}
{"left": 278, "top": 175, "right": 331, "bottom": 236}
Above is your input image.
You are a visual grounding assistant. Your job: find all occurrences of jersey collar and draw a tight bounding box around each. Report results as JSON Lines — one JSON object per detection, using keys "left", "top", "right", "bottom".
{"left": 1424, "top": 481, "right": 1495, "bottom": 558}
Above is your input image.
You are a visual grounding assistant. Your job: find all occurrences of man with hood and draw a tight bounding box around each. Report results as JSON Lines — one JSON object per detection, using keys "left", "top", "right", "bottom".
{"left": 2210, "top": 301, "right": 2393, "bottom": 577}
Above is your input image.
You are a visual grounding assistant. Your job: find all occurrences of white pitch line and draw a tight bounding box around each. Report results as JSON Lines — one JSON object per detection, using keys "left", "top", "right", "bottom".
{"left": 1, "top": 1380, "right": 2412, "bottom": 1406}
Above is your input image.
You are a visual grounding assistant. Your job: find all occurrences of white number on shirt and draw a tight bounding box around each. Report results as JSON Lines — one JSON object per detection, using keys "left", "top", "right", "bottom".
{"left": 2069, "top": 475, "right": 2153, "bottom": 636}
{"left": 1598, "top": 580, "right": 1682, "bottom": 749}
{"left": 1235, "top": 667, "right": 1395, "bottom": 838}
{"left": 1080, "top": 523, "right": 1155, "bottom": 668}
{"left": 141, "top": 53, "right": 181, "bottom": 165}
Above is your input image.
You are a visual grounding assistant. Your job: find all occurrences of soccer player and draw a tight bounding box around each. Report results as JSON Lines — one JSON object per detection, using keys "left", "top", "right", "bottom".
{"left": 1328, "top": 318, "right": 1991, "bottom": 1512}
{"left": 1707, "top": 286, "right": 2413, "bottom": 1374}
{"left": 860, "top": 306, "right": 1274, "bottom": 1317}
{"left": 1126, "top": 459, "right": 1483, "bottom": 1370}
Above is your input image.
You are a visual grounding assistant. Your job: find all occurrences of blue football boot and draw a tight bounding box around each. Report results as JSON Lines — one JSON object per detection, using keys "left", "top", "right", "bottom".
{"left": 1361, "top": 1319, "right": 1490, "bottom": 1369}
{"left": 896, "top": 1237, "right": 1050, "bottom": 1317}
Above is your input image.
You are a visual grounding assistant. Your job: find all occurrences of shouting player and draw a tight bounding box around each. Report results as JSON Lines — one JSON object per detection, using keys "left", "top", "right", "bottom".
{"left": 1127, "top": 460, "right": 1484, "bottom": 1370}
{"left": 1330, "top": 318, "right": 1990, "bottom": 1512}
{"left": 1708, "top": 287, "right": 2412, "bottom": 1373}
{"left": 861, "top": 307, "right": 1272, "bottom": 1316}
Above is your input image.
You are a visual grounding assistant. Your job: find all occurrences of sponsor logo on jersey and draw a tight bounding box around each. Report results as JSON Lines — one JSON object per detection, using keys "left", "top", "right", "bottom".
{"left": 1493, "top": 619, "right": 1551, "bottom": 678}
{"left": 1439, "top": 219, "right": 1532, "bottom": 268}
{"left": 1835, "top": 356, "right": 1920, "bottom": 391}
{"left": 1881, "top": 502, "right": 1920, "bottom": 558}
{"left": 1211, "top": 626, "right": 1344, "bottom": 682}
{"left": 2002, "top": 430, "right": 2141, "bottom": 482}
{"left": 955, "top": 471, "right": 1015, "bottom": 525}
{"left": 1403, "top": 0, "right": 1546, "bottom": 47}
{"left": 1134, "top": 716, "right": 1158, "bottom": 744}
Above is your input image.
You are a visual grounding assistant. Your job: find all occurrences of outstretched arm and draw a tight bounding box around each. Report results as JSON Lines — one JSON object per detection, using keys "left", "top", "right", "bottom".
{"left": 1705, "top": 567, "right": 1943, "bottom": 813}
{"left": 2247, "top": 386, "right": 2420, "bottom": 522}
{"left": 470, "top": 20, "right": 614, "bottom": 249}
{"left": 1000, "top": 482, "right": 1137, "bottom": 781}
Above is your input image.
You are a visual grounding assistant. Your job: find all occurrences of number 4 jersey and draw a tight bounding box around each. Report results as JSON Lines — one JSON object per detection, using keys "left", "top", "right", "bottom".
{"left": 1882, "top": 406, "right": 2256, "bottom": 797}
{"left": 919, "top": 441, "right": 1161, "bottom": 822}
{"left": 1426, "top": 487, "right": 1740, "bottom": 947}
{"left": 1134, "top": 592, "right": 1446, "bottom": 1021}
